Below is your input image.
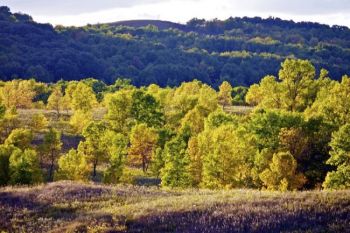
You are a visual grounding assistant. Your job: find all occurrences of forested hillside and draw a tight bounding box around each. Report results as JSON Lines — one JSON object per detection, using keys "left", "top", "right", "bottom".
{"left": 0, "top": 6, "right": 350, "bottom": 87}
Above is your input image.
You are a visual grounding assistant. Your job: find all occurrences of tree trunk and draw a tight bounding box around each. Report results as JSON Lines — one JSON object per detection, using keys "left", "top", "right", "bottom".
{"left": 93, "top": 162, "right": 97, "bottom": 178}
{"left": 48, "top": 151, "right": 55, "bottom": 182}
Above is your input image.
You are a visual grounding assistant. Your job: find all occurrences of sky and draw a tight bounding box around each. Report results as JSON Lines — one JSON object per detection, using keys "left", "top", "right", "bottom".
{"left": 2, "top": 0, "right": 350, "bottom": 27}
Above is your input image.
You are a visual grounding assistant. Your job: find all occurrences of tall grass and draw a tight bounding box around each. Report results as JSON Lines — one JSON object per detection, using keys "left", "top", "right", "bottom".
{"left": 1, "top": 181, "right": 349, "bottom": 232}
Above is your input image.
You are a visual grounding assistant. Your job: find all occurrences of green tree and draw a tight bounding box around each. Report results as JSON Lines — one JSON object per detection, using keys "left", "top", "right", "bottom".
{"left": 9, "top": 148, "right": 43, "bottom": 185}
{"left": 150, "top": 148, "right": 164, "bottom": 178}
{"left": 248, "top": 109, "right": 305, "bottom": 150}
{"left": 5, "top": 128, "right": 33, "bottom": 150}
{"left": 41, "top": 128, "right": 62, "bottom": 181}
{"left": 204, "top": 108, "right": 237, "bottom": 130}
{"left": 55, "top": 149, "right": 90, "bottom": 181}
{"left": 79, "top": 121, "right": 108, "bottom": 178}
{"left": 197, "top": 84, "right": 218, "bottom": 115}
{"left": 161, "top": 127, "right": 192, "bottom": 188}
{"left": 323, "top": 124, "right": 350, "bottom": 189}
{"left": 104, "top": 90, "right": 133, "bottom": 133}
{"left": 306, "top": 76, "right": 350, "bottom": 128}
{"left": 149, "top": 128, "right": 175, "bottom": 177}
{"left": 0, "top": 145, "right": 14, "bottom": 185}
{"left": 103, "top": 131, "right": 128, "bottom": 184}
{"left": 131, "top": 90, "right": 164, "bottom": 128}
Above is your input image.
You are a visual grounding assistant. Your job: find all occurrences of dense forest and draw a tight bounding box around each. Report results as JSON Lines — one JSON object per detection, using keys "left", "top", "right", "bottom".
{"left": 1, "top": 6, "right": 350, "bottom": 87}
{"left": 0, "top": 58, "right": 349, "bottom": 191}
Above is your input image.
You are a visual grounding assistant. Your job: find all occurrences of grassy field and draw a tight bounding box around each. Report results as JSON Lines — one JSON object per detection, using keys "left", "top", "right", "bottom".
{"left": 1, "top": 181, "right": 350, "bottom": 233}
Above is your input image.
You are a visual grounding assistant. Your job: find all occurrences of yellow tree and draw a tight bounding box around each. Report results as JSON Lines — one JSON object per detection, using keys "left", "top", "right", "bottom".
{"left": 62, "top": 81, "right": 78, "bottom": 111}
{"left": 71, "top": 82, "right": 97, "bottom": 113}
{"left": 79, "top": 121, "right": 109, "bottom": 178}
{"left": 187, "top": 136, "right": 203, "bottom": 186}
{"left": 165, "top": 81, "right": 202, "bottom": 129}
{"left": 198, "top": 84, "right": 219, "bottom": 115}
{"left": 259, "top": 151, "right": 307, "bottom": 191}
{"left": 246, "top": 75, "right": 282, "bottom": 109}
{"left": 218, "top": 81, "right": 233, "bottom": 108}
{"left": 128, "top": 124, "right": 158, "bottom": 172}
{"left": 305, "top": 75, "right": 350, "bottom": 127}
{"left": 246, "top": 59, "right": 316, "bottom": 112}
{"left": 47, "top": 86, "right": 64, "bottom": 118}
{"left": 279, "top": 59, "right": 316, "bottom": 111}
{"left": 28, "top": 113, "right": 49, "bottom": 132}
{"left": 104, "top": 90, "right": 133, "bottom": 133}
{"left": 70, "top": 110, "right": 93, "bottom": 134}
{"left": 0, "top": 80, "right": 35, "bottom": 109}
{"left": 278, "top": 127, "right": 308, "bottom": 161}
{"left": 201, "top": 125, "right": 255, "bottom": 189}
{"left": 55, "top": 149, "right": 90, "bottom": 181}
{"left": 180, "top": 107, "right": 205, "bottom": 136}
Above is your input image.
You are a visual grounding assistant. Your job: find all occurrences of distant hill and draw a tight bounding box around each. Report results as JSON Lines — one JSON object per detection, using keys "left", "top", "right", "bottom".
{"left": 108, "top": 19, "right": 187, "bottom": 31}
{"left": 0, "top": 5, "right": 349, "bottom": 87}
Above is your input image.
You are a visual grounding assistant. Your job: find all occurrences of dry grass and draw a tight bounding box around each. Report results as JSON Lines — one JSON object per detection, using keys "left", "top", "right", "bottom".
{"left": 224, "top": 106, "right": 253, "bottom": 115}
{"left": 1, "top": 181, "right": 350, "bottom": 233}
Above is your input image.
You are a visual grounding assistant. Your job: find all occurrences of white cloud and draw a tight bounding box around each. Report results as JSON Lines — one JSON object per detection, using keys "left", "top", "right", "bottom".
{"left": 3, "top": 0, "right": 350, "bottom": 27}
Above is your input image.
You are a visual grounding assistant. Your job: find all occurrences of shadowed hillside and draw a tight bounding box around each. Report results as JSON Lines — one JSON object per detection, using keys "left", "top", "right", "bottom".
{"left": 0, "top": 6, "right": 349, "bottom": 87}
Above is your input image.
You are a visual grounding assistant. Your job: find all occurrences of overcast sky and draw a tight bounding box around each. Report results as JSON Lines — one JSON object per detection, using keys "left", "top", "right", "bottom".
{"left": 2, "top": 0, "right": 350, "bottom": 27}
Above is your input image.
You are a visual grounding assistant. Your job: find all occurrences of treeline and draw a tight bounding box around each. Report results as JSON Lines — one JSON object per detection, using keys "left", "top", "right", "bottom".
{"left": 0, "top": 58, "right": 349, "bottom": 190}
{"left": 1, "top": 6, "right": 350, "bottom": 87}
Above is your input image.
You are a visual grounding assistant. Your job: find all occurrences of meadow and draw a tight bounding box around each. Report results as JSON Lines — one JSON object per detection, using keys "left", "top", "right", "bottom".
{"left": 1, "top": 181, "right": 350, "bottom": 233}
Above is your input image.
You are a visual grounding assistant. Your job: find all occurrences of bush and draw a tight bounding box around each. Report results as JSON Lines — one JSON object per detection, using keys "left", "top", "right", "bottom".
{"left": 55, "top": 149, "right": 90, "bottom": 181}
{"left": 9, "top": 148, "right": 43, "bottom": 185}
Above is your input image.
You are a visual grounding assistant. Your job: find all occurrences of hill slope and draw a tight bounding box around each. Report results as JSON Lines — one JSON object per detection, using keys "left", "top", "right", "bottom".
{"left": 1, "top": 181, "right": 350, "bottom": 233}
{"left": 108, "top": 19, "right": 187, "bottom": 31}
{"left": 0, "top": 6, "right": 350, "bottom": 87}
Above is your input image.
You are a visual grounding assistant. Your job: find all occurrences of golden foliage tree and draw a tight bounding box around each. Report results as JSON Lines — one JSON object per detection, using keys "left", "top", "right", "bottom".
{"left": 218, "top": 81, "right": 233, "bottom": 107}
{"left": 128, "top": 124, "right": 158, "bottom": 172}
{"left": 259, "top": 151, "right": 307, "bottom": 191}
